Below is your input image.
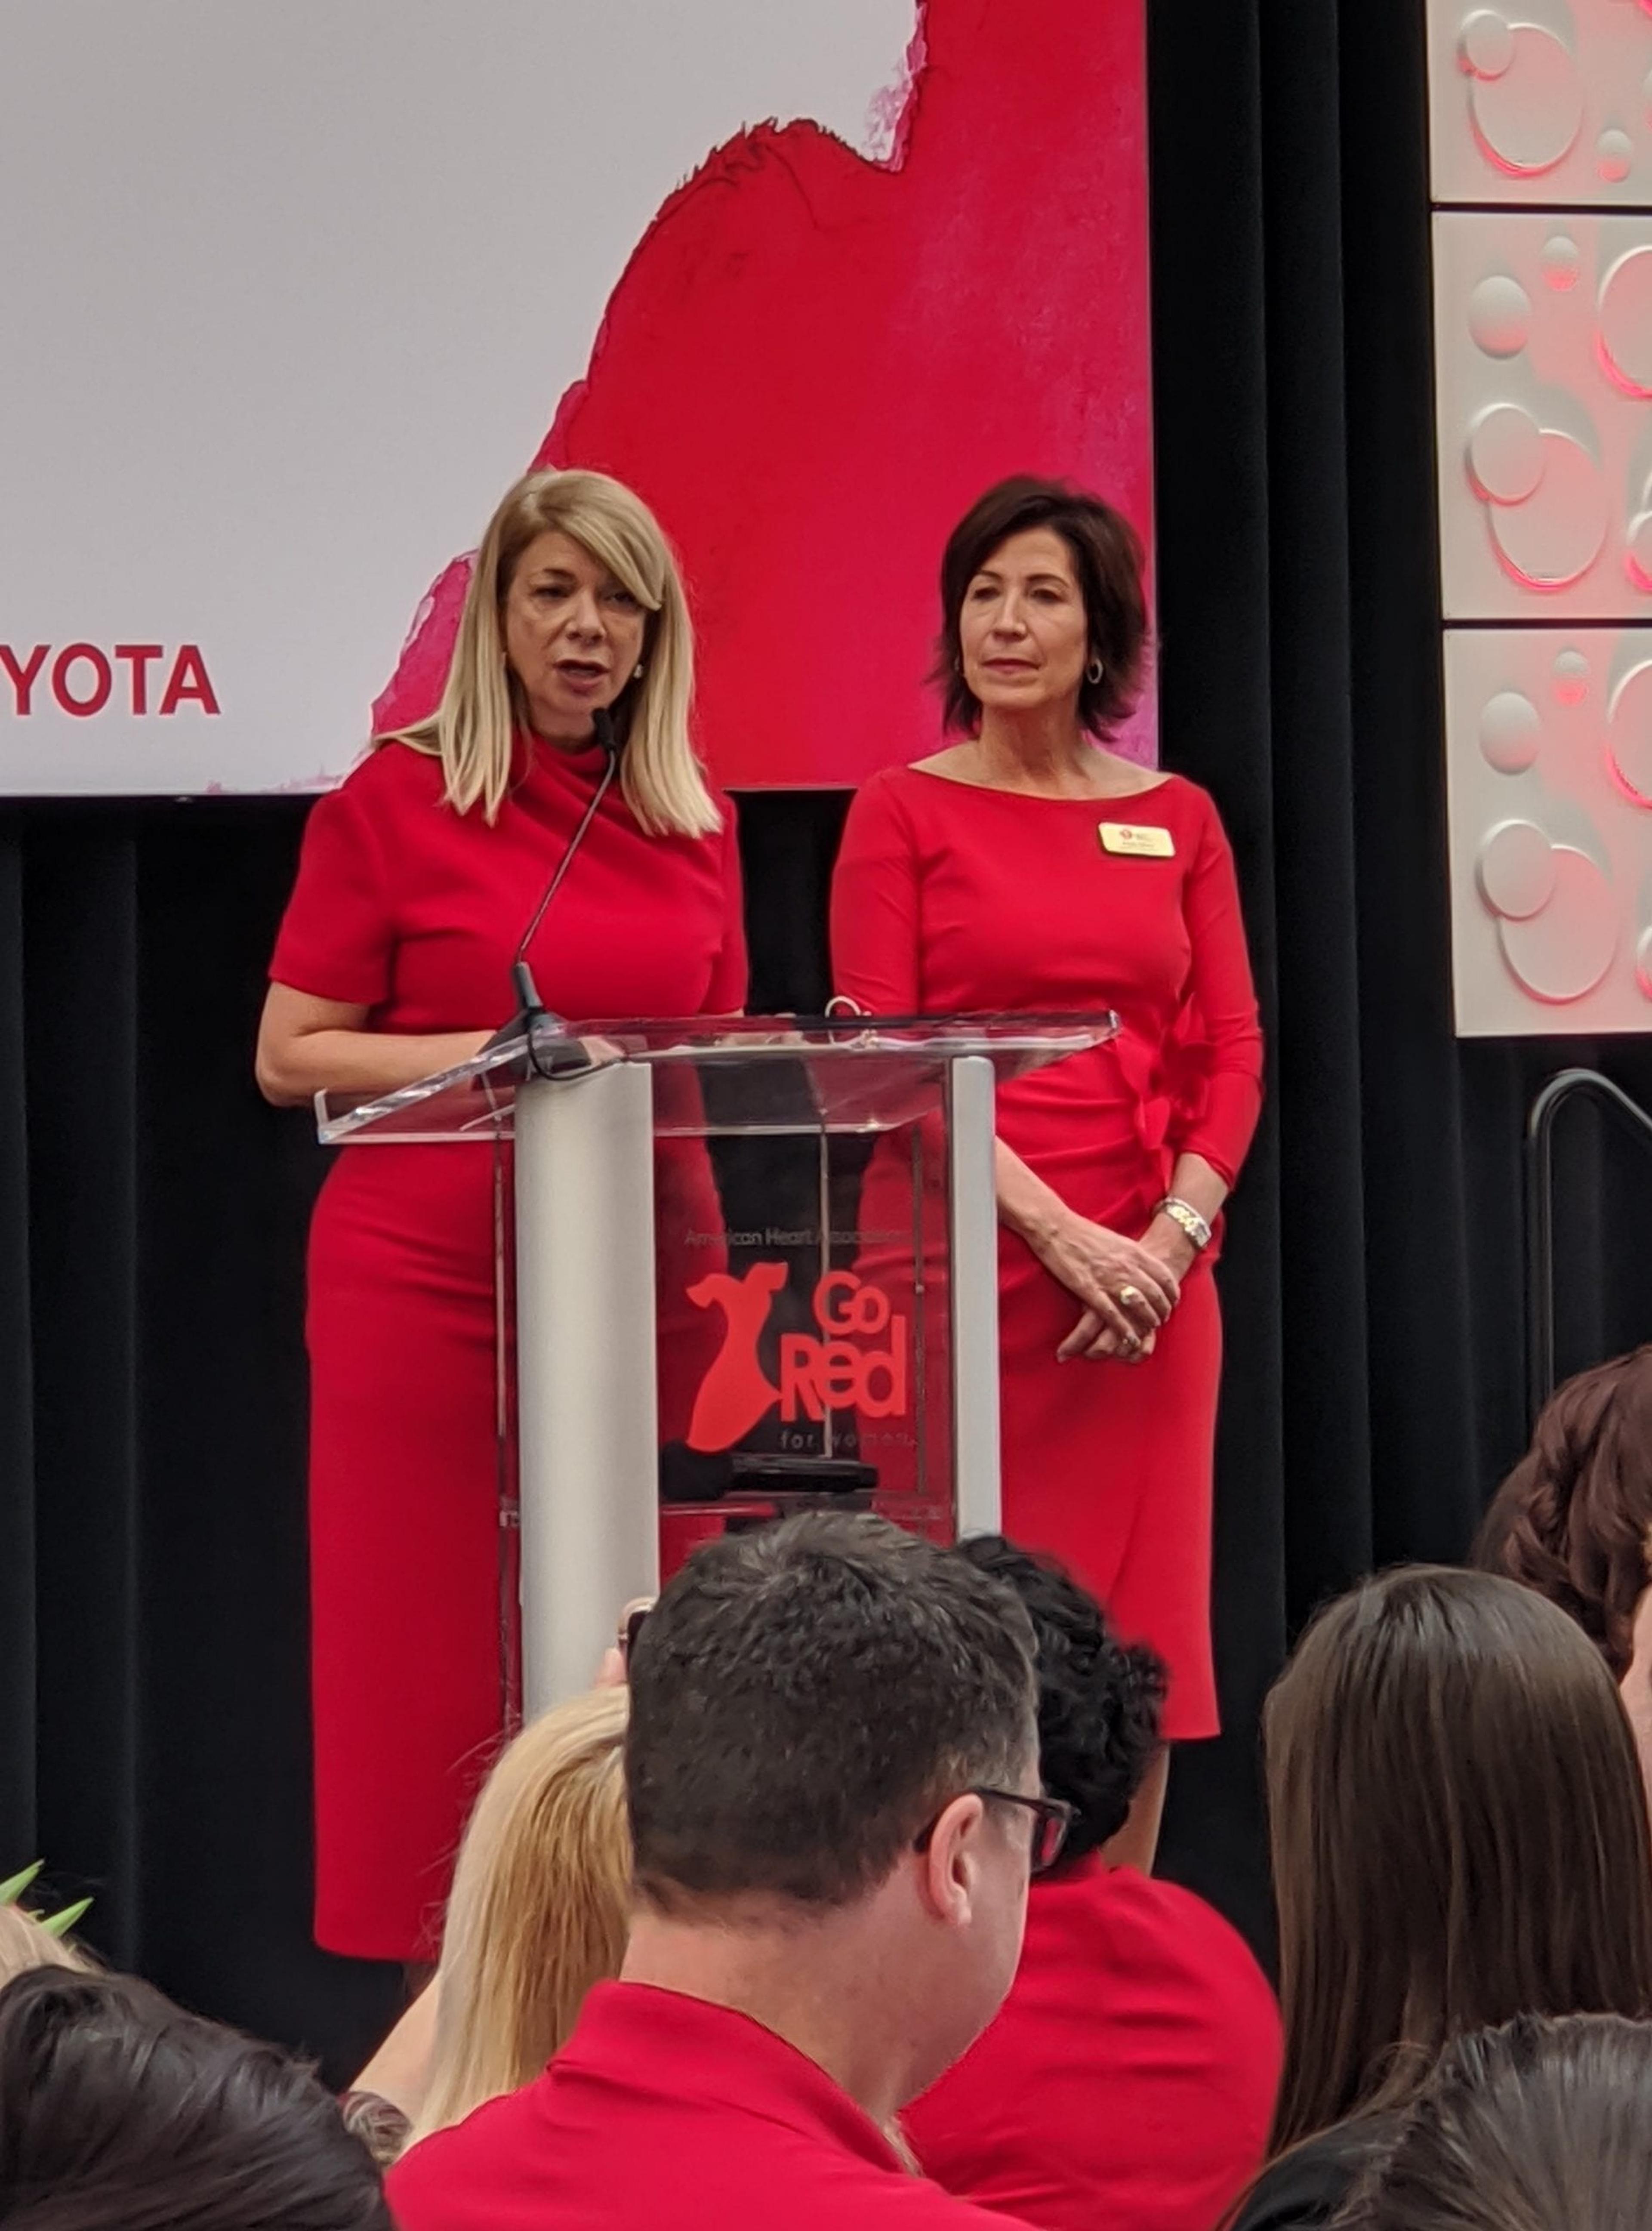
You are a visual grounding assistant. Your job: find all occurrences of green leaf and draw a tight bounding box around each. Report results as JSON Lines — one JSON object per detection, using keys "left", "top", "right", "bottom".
{"left": 40, "top": 1898, "right": 92, "bottom": 1938}
{"left": 0, "top": 1862, "right": 44, "bottom": 1907}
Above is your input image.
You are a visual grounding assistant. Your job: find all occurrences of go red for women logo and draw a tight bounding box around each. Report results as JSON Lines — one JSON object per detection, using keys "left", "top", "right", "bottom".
{"left": 685, "top": 1265, "right": 908, "bottom": 1453}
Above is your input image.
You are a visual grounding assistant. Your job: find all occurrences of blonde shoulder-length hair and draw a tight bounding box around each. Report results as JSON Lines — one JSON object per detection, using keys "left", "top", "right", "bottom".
{"left": 380, "top": 469, "right": 720, "bottom": 837}
{"left": 0, "top": 1903, "right": 94, "bottom": 1987}
{"left": 408, "top": 1685, "right": 631, "bottom": 2148}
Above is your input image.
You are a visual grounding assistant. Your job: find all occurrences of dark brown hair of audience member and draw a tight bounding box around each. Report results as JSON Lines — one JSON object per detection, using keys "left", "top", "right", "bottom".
{"left": 953, "top": 1534, "right": 1165, "bottom": 1861}
{"left": 625, "top": 1510, "right": 1037, "bottom": 1912}
{"left": 1333, "top": 2014, "right": 1652, "bottom": 2231}
{"left": 1265, "top": 1565, "right": 1652, "bottom": 2156}
{"left": 0, "top": 1967, "right": 391, "bottom": 2231}
{"left": 1472, "top": 1344, "right": 1652, "bottom": 1684}
{"left": 933, "top": 476, "right": 1149, "bottom": 737}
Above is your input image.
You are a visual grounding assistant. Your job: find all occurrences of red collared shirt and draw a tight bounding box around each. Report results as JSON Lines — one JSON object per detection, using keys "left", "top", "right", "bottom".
{"left": 902, "top": 1859, "right": 1282, "bottom": 2231}
{"left": 388, "top": 1981, "right": 1036, "bottom": 2231}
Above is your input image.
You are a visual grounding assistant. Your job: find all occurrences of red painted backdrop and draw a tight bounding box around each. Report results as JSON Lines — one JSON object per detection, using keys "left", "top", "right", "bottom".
{"left": 375, "top": 0, "right": 1153, "bottom": 786}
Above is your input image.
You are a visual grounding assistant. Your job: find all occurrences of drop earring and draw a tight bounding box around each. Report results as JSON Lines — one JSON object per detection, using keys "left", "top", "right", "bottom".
{"left": 633, "top": 661, "right": 646, "bottom": 680}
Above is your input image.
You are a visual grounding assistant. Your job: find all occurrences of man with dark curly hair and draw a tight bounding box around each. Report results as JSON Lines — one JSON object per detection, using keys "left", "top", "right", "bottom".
{"left": 903, "top": 1537, "right": 1282, "bottom": 2231}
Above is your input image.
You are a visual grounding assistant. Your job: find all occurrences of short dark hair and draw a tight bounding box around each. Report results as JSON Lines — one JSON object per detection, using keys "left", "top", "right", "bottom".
{"left": 1338, "top": 2014, "right": 1652, "bottom": 2231}
{"left": 0, "top": 1968, "right": 391, "bottom": 2231}
{"left": 953, "top": 1536, "right": 1165, "bottom": 1861}
{"left": 626, "top": 1512, "right": 1037, "bottom": 1910}
{"left": 934, "top": 475, "right": 1149, "bottom": 736}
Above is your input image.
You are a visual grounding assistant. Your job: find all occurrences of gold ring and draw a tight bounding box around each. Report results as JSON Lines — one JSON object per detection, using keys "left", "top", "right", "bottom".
{"left": 1117, "top": 1285, "right": 1145, "bottom": 1310}
{"left": 1120, "top": 1331, "right": 1143, "bottom": 1354}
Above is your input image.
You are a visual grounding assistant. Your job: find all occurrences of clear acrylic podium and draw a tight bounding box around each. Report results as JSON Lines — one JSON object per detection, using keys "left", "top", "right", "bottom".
{"left": 317, "top": 1013, "right": 1115, "bottom": 1717}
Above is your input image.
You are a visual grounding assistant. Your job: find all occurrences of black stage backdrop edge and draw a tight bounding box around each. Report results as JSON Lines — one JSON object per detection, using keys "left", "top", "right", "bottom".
{"left": 5, "top": 0, "right": 1652, "bottom": 2077}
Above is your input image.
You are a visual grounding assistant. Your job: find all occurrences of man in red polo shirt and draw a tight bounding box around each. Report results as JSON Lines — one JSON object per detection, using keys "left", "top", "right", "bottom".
{"left": 388, "top": 1512, "right": 1050, "bottom": 2231}
{"left": 903, "top": 1536, "right": 1283, "bottom": 2231}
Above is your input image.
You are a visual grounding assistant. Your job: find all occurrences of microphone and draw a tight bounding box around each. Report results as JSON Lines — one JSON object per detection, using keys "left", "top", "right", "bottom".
{"left": 484, "top": 707, "right": 621, "bottom": 1077}
{"left": 510, "top": 704, "right": 619, "bottom": 1025}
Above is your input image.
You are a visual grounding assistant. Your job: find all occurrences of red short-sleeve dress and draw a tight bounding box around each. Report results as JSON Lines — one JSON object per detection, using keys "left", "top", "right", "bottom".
{"left": 271, "top": 736, "right": 745, "bottom": 1959}
{"left": 903, "top": 1858, "right": 1282, "bottom": 2231}
{"left": 830, "top": 767, "right": 1261, "bottom": 1738}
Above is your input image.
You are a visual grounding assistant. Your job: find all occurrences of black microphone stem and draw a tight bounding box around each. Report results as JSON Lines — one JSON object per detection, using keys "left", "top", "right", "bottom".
{"left": 506, "top": 707, "right": 620, "bottom": 1071}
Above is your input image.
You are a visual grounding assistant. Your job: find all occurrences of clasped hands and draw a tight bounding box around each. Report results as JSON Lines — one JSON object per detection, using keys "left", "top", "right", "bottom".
{"left": 1030, "top": 1209, "right": 1189, "bottom": 1365}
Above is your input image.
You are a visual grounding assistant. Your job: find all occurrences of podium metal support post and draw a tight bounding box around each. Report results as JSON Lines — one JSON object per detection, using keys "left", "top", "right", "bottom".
{"left": 946, "top": 1052, "right": 1002, "bottom": 1538}
{"left": 514, "top": 1061, "right": 660, "bottom": 1716}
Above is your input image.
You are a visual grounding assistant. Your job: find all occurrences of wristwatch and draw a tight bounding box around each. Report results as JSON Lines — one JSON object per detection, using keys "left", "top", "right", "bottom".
{"left": 1156, "top": 1194, "right": 1213, "bottom": 1250}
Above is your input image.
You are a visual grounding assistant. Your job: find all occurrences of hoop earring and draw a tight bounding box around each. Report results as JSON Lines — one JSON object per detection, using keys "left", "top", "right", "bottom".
{"left": 1086, "top": 655, "right": 1105, "bottom": 687}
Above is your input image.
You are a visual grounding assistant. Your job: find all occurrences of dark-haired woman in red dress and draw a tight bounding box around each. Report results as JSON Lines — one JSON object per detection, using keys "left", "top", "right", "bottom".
{"left": 830, "top": 478, "right": 1261, "bottom": 1864}
{"left": 256, "top": 469, "right": 744, "bottom": 1960}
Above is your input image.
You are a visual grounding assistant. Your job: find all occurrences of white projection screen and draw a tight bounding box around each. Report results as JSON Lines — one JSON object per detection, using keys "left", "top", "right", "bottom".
{"left": 0, "top": 0, "right": 918, "bottom": 795}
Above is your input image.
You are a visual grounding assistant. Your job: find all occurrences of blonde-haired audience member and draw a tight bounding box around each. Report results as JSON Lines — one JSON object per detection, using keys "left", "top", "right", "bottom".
{"left": 0, "top": 1902, "right": 92, "bottom": 1984}
{"left": 348, "top": 1688, "right": 630, "bottom": 2157}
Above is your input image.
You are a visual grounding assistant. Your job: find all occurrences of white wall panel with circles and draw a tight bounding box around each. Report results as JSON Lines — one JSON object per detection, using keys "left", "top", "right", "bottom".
{"left": 1428, "top": 0, "right": 1652, "bottom": 208}
{"left": 1434, "top": 213, "right": 1652, "bottom": 622}
{"left": 1445, "top": 629, "right": 1652, "bottom": 1032}
{"left": 1427, "top": 0, "right": 1652, "bottom": 1034}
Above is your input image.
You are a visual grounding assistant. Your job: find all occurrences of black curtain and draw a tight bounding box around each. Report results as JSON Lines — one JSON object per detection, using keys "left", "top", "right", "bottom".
{"left": 6, "top": 0, "right": 1652, "bottom": 2077}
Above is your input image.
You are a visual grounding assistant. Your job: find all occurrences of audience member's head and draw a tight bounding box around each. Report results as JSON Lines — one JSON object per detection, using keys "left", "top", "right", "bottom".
{"left": 409, "top": 1685, "right": 630, "bottom": 2145}
{"left": 0, "top": 1967, "right": 391, "bottom": 2230}
{"left": 1472, "top": 1345, "right": 1652, "bottom": 1683}
{"left": 624, "top": 1510, "right": 1039, "bottom": 2113}
{"left": 0, "top": 1902, "right": 92, "bottom": 1986}
{"left": 1334, "top": 2013, "right": 1652, "bottom": 2231}
{"left": 952, "top": 1534, "right": 1165, "bottom": 1861}
{"left": 1266, "top": 1564, "right": 1652, "bottom": 2153}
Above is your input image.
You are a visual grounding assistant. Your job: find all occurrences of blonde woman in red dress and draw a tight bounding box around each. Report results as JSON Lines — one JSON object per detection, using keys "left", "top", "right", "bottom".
{"left": 257, "top": 471, "right": 744, "bottom": 1960}
{"left": 830, "top": 478, "right": 1261, "bottom": 1861}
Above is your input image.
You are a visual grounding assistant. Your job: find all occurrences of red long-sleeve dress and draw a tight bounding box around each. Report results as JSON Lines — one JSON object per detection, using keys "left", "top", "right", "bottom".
{"left": 830, "top": 767, "right": 1261, "bottom": 1737}
{"left": 271, "top": 736, "right": 745, "bottom": 1958}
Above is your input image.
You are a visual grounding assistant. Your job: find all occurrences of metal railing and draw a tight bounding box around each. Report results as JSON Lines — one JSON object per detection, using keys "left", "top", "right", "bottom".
{"left": 1526, "top": 1068, "right": 1652, "bottom": 1422}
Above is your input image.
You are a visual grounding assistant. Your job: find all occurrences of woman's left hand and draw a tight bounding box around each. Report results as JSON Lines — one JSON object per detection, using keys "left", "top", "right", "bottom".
{"left": 1059, "top": 1309, "right": 1158, "bottom": 1364}
{"left": 1058, "top": 1215, "right": 1198, "bottom": 1362}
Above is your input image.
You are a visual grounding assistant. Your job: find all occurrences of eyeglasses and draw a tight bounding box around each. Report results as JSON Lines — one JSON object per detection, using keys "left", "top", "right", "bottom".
{"left": 616, "top": 1599, "right": 655, "bottom": 1669}
{"left": 913, "top": 1787, "right": 1076, "bottom": 1876}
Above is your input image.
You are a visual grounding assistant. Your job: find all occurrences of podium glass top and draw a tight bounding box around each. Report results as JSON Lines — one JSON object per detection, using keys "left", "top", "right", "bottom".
{"left": 315, "top": 1012, "right": 1119, "bottom": 1144}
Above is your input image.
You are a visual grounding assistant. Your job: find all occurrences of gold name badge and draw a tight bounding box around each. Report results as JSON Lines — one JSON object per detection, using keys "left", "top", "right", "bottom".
{"left": 1098, "top": 821, "right": 1175, "bottom": 858}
